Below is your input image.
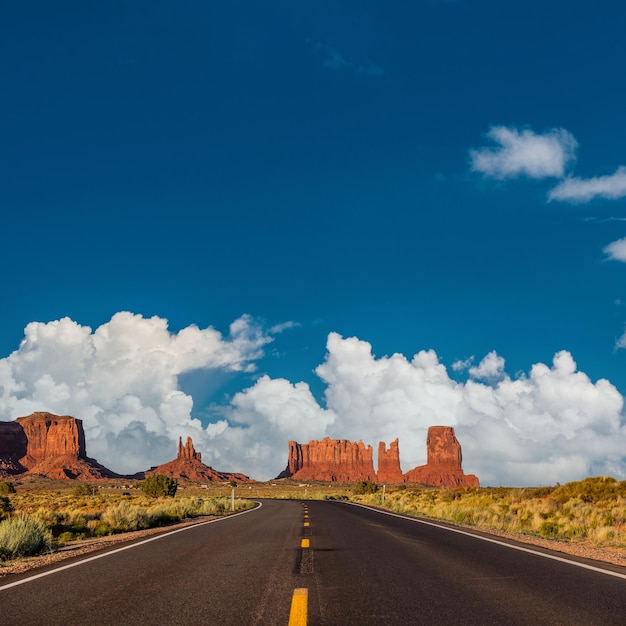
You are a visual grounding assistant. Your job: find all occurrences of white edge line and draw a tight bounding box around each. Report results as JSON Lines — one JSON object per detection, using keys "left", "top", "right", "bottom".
{"left": 0, "top": 501, "right": 262, "bottom": 592}
{"left": 343, "top": 501, "right": 626, "bottom": 581}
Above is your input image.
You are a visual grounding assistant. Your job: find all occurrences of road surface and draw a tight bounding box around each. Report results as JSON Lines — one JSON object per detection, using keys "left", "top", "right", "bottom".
{"left": 2, "top": 499, "right": 626, "bottom": 624}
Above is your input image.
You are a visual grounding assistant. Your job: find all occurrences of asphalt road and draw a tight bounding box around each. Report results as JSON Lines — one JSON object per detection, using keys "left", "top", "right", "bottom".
{"left": 2, "top": 499, "right": 626, "bottom": 625}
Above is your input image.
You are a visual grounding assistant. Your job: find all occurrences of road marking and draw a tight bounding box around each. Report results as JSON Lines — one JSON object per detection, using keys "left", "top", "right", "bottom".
{"left": 344, "top": 502, "right": 626, "bottom": 581}
{"left": 303, "top": 521, "right": 310, "bottom": 527}
{"left": 0, "top": 502, "right": 262, "bottom": 592}
{"left": 301, "top": 538, "right": 310, "bottom": 548}
{"left": 288, "top": 587, "right": 308, "bottom": 626}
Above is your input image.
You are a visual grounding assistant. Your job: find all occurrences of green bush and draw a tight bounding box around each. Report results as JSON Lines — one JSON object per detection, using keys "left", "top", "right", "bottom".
{"left": 140, "top": 474, "right": 178, "bottom": 498}
{"left": 551, "top": 476, "right": 626, "bottom": 504}
{"left": 352, "top": 480, "right": 379, "bottom": 495}
{"left": 0, "top": 496, "right": 13, "bottom": 519}
{"left": 101, "top": 502, "right": 149, "bottom": 532}
{"left": 72, "top": 483, "right": 99, "bottom": 496}
{"left": 538, "top": 521, "right": 560, "bottom": 538}
{"left": 0, "top": 514, "right": 52, "bottom": 560}
{"left": 0, "top": 481, "right": 16, "bottom": 495}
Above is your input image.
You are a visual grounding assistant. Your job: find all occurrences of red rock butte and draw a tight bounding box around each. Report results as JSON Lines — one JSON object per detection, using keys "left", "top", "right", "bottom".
{"left": 0, "top": 412, "right": 116, "bottom": 480}
{"left": 146, "top": 436, "right": 251, "bottom": 483}
{"left": 277, "top": 437, "right": 377, "bottom": 482}
{"left": 277, "top": 426, "right": 479, "bottom": 487}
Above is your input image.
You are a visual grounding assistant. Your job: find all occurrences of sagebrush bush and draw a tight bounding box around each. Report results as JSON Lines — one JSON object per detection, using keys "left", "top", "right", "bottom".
{"left": 0, "top": 514, "right": 52, "bottom": 560}
{"left": 101, "top": 502, "right": 150, "bottom": 533}
{"left": 72, "top": 483, "right": 99, "bottom": 497}
{"left": 352, "top": 480, "right": 379, "bottom": 495}
{"left": 0, "top": 496, "right": 13, "bottom": 519}
{"left": 140, "top": 475, "right": 178, "bottom": 498}
{"left": 0, "top": 481, "right": 16, "bottom": 496}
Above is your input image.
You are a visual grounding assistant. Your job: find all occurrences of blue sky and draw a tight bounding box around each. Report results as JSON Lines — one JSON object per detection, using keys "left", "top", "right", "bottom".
{"left": 2, "top": 1, "right": 626, "bottom": 484}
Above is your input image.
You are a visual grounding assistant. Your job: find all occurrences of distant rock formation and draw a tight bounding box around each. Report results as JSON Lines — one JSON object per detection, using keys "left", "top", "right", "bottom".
{"left": 277, "top": 427, "right": 479, "bottom": 487}
{"left": 277, "top": 437, "right": 377, "bottom": 482}
{"left": 377, "top": 439, "right": 403, "bottom": 483}
{"left": 404, "top": 426, "right": 479, "bottom": 487}
{"left": 0, "top": 412, "right": 116, "bottom": 480}
{"left": 146, "top": 436, "right": 251, "bottom": 483}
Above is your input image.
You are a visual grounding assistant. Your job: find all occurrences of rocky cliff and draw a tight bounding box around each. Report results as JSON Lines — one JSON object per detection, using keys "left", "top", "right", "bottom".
{"left": 277, "top": 427, "right": 479, "bottom": 487}
{"left": 277, "top": 437, "right": 377, "bottom": 482}
{"left": 404, "top": 426, "right": 479, "bottom": 487}
{"left": 0, "top": 412, "right": 116, "bottom": 480}
{"left": 146, "top": 436, "right": 251, "bottom": 483}
{"left": 377, "top": 439, "right": 404, "bottom": 483}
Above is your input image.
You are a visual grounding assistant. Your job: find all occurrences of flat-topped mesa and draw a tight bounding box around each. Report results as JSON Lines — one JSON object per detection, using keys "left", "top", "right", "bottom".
{"left": 404, "top": 426, "right": 479, "bottom": 487}
{"left": 147, "top": 436, "right": 251, "bottom": 483}
{"left": 277, "top": 437, "right": 376, "bottom": 482}
{"left": 377, "top": 439, "right": 403, "bottom": 483}
{"left": 277, "top": 428, "right": 479, "bottom": 487}
{"left": 0, "top": 412, "right": 116, "bottom": 480}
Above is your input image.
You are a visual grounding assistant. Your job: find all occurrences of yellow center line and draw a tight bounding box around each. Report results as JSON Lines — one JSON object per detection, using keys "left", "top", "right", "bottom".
{"left": 288, "top": 588, "right": 308, "bottom": 626}
{"left": 301, "top": 538, "right": 310, "bottom": 548}
{"left": 303, "top": 521, "right": 310, "bottom": 527}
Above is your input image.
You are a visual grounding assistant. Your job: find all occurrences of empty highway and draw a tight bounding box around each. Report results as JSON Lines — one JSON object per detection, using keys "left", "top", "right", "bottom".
{"left": 2, "top": 499, "right": 626, "bottom": 625}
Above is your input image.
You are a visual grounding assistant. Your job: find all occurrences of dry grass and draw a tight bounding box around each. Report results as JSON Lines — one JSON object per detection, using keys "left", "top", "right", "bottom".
{"left": 352, "top": 476, "right": 626, "bottom": 549}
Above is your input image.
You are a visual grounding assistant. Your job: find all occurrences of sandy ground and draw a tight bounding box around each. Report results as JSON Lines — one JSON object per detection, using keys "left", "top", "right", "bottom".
{"left": 1, "top": 510, "right": 626, "bottom": 579}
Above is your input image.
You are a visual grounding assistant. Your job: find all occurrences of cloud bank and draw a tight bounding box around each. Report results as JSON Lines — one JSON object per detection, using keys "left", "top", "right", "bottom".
{"left": 469, "top": 126, "right": 577, "bottom": 180}
{"left": 0, "top": 313, "right": 273, "bottom": 474}
{"left": 1, "top": 316, "right": 625, "bottom": 486}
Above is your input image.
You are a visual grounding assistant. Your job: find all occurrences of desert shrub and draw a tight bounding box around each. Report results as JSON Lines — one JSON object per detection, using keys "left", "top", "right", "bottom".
{"left": 0, "top": 514, "right": 52, "bottom": 560}
{"left": 140, "top": 475, "right": 178, "bottom": 498}
{"left": 538, "top": 521, "right": 560, "bottom": 538}
{"left": 58, "top": 531, "right": 75, "bottom": 543}
{"left": 352, "top": 481, "right": 379, "bottom": 495}
{"left": 102, "top": 502, "right": 150, "bottom": 532}
{"left": 551, "top": 476, "right": 626, "bottom": 504}
{"left": 0, "top": 481, "right": 16, "bottom": 495}
{"left": 0, "top": 496, "right": 13, "bottom": 519}
{"left": 72, "top": 483, "right": 99, "bottom": 496}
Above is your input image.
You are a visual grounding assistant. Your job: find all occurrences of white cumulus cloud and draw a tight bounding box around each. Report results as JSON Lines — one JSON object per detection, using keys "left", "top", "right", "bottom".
{"left": 603, "top": 237, "right": 626, "bottom": 263}
{"left": 469, "top": 351, "right": 505, "bottom": 382}
{"left": 1, "top": 319, "right": 625, "bottom": 486}
{"left": 470, "top": 126, "right": 578, "bottom": 180}
{"left": 0, "top": 313, "right": 273, "bottom": 474}
{"left": 549, "top": 166, "right": 626, "bottom": 203}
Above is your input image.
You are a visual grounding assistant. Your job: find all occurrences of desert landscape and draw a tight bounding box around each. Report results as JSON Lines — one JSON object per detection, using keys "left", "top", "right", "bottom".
{"left": 1, "top": 412, "right": 625, "bottom": 576}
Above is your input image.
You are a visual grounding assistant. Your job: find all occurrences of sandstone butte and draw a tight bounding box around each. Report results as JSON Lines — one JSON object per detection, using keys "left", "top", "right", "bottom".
{"left": 277, "top": 426, "right": 479, "bottom": 488}
{"left": 0, "top": 412, "right": 116, "bottom": 480}
{"left": 0, "top": 412, "right": 249, "bottom": 483}
{"left": 146, "top": 436, "right": 251, "bottom": 483}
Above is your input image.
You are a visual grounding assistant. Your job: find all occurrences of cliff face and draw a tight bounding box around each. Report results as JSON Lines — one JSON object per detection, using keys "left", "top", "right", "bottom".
{"left": 0, "top": 412, "right": 116, "bottom": 480}
{"left": 377, "top": 439, "right": 404, "bottom": 483}
{"left": 278, "top": 437, "right": 377, "bottom": 482}
{"left": 404, "top": 426, "right": 479, "bottom": 487}
{"left": 0, "top": 421, "right": 28, "bottom": 475}
{"left": 277, "top": 427, "right": 479, "bottom": 487}
{"left": 146, "top": 436, "right": 251, "bottom": 483}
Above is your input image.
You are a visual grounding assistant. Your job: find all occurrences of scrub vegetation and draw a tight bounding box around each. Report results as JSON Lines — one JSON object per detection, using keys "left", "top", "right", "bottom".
{"left": 0, "top": 478, "right": 254, "bottom": 564}
{"left": 352, "top": 476, "right": 626, "bottom": 548}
